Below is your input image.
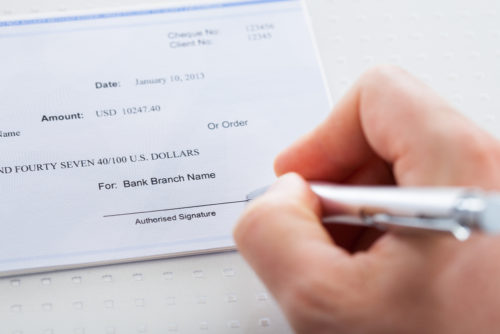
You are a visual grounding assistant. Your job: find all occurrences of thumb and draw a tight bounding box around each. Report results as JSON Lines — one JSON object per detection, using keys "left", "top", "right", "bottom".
{"left": 234, "top": 173, "right": 350, "bottom": 302}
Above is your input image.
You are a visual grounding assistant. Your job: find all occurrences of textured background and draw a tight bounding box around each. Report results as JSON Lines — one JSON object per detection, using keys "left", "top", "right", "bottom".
{"left": 1, "top": 0, "right": 499, "bottom": 333}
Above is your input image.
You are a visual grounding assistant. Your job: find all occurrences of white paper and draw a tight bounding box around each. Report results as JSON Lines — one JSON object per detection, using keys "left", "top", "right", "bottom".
{"left": 0, "top": 0, "right": 330, "bottom": 276}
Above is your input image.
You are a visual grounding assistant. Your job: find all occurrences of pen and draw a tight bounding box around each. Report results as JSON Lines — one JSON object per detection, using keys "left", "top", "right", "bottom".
{"left": 247, "top": 183, "right": 500, "bottom": 241}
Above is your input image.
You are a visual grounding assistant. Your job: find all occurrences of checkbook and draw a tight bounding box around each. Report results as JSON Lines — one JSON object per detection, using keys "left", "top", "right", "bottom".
{"left": 0, "top": 0, "right": 331, "bottom": 276}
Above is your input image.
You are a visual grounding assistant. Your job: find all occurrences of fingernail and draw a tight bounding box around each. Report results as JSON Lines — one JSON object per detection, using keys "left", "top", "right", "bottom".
{"left": 267, "top": 172, "right": 305, "bottom": 195}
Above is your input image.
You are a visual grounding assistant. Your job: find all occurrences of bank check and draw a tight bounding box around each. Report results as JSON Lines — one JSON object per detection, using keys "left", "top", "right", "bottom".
{"left": 0, "top": 0, "right": 330, "bottom": 276}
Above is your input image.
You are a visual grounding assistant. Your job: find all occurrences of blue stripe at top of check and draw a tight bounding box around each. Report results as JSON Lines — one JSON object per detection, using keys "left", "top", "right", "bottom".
{"left": 0, "top": 0, "right": 297, "bottom": 27}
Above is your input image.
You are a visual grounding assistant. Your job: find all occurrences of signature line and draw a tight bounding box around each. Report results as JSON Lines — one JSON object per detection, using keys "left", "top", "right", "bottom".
{"left": 103, "top": 199, "right": 249, "bottom": 218}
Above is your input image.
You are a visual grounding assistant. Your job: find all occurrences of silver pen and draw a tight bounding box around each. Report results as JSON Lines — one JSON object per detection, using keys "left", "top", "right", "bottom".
{"left": 247, "top": 183, "right": 500, "bottom": 241}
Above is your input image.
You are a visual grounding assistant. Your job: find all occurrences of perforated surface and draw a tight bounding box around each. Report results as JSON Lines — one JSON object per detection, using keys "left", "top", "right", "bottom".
{"left": 1, "top": 0, "right": 500, "bottom": 333}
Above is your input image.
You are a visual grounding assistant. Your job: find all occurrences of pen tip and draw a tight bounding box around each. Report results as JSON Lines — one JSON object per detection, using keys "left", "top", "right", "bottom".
{"left": 246, "top": 186, "right": 270, "bottom": 201}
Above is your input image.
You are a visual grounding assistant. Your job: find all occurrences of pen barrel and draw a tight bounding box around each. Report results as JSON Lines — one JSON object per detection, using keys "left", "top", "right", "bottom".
{"left": 309, "top": 183, "right": 471, "bottom": 218}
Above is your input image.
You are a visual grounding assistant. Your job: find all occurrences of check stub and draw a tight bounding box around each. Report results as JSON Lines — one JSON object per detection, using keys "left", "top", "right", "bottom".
{"left": 0, "top": 0, "right": 330, "bottom": 276}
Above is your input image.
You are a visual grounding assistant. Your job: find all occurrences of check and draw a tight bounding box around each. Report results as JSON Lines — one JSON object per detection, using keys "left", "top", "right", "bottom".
{"left": 0, "top": 0, "right": 330, "bottom": 275}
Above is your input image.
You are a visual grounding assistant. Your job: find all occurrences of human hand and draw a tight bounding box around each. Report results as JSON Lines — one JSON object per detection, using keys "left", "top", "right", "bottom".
{"left": 234, "top": 66, "right": 500, "bottom": 333}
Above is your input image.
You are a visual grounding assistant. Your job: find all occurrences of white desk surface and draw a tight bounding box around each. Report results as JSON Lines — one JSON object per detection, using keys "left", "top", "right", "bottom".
{"left": 1, "top": 0, "right": 500, "bottom": 333}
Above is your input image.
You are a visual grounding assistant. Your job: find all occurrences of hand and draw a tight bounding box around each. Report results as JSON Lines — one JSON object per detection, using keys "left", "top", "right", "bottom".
{"left": 234, "top": 66, "right": 500, "bottom": 334}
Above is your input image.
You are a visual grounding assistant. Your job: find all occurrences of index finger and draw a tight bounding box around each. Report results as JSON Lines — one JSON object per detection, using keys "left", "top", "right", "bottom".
{"left": 274, "top": 65, "right": 475, "bottom": 186}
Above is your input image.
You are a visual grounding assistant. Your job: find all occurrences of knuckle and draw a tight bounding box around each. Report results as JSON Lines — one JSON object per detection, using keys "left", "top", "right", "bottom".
{"left": 460, "top": 131, "right": 500, "bottom": 185}
{"left": 361, "top": 64, "right": 407, "bottom": 87}
{"left": 358, "top": 65, "right": 416, "bottom": 112}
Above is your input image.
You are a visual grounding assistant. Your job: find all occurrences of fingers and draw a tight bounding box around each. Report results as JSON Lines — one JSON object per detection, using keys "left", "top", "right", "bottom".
{"left": 275, "top": 65, "right": 500, "bottom": 188}
{"left": 274, "top": 79, "right": 372, "bottom": 182}
{"left": 235, "top": 65, "right": 500, "bottom": 333}
{"left": 234, "top": 173, "right": 350, "bottom": 301}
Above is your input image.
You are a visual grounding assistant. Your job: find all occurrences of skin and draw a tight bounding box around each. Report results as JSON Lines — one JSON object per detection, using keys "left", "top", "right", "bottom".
{"left": 234, "top": 65, "right": 500, "bottom": 333}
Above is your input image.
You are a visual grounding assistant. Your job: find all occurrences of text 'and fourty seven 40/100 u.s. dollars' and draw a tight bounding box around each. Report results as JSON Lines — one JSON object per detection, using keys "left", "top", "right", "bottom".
{"left": 0, "top": 149, "right": 201, "bottom": 175}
